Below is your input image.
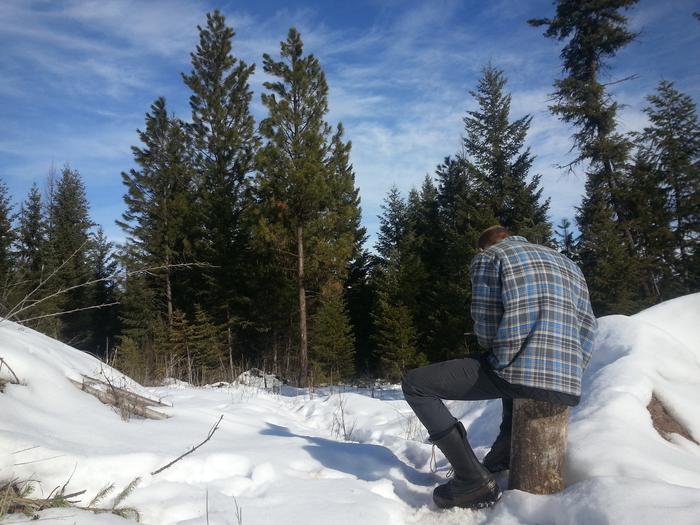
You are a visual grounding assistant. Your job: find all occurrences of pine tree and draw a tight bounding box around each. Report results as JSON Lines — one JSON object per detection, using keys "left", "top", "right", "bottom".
{"left": 46, "top": 166, "right": 94, "bottom": 347}
{"left": 462, "top": 64, "right": 551, "bottom": 244}
{"left": 371, "top": 260, "right": 426, "bottom": 382}
{"left": 376, "top": 186, "right": 408, "bottom": 262}
{"left": 311, "top": 282, "right": 355, "bottom": 383}
{"left": 182, "top": 10, "right": 258, "bottom": 331}
{"left": 0, "top": 179, "right": 15, "bottom": 312}
{"left": 168, "top": 309, "right": 193, "bottom": 381}
{"left": 16, "top": 183, "right": 45, "bottom": 278}
{"left": 636, "top": 81, "right": 700, "bottom": 293}
{"left": 88, "top": 226, "right": 120, "bottom": 358}
{"left": 623, "top": 155, "right": 675, "bottom": 300}
{"left": 554, "top": 218, "right": 577, "bottom": 261}
{"left": 345, "top": 247, "right": 375, "bottom": 376}
{"left": 430, "top": 157, "right": 496, "bottom": 359}
{"left": 190, "top": 304, "right": 225, "bottom": 381}
{"left": 118, "top": 97, "right": 197, "bottom": 329}
{"left": 530, "top": 0, "right": 644, "bottom": 314}
{"left": 256, "top": 28, "right": 358, "bottom": 384}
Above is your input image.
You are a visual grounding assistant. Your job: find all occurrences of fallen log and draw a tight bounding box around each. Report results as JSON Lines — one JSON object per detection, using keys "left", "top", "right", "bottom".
{"left": 69, "top": 378, "right": 169, "bottom": 421}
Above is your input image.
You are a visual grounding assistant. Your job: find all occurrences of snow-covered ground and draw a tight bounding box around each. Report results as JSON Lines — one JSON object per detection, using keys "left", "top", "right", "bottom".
{"left": 1, "top": 294, "right": 700, "bottom": 524}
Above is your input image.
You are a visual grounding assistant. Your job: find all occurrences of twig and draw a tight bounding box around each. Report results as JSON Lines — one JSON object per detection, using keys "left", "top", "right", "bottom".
{"left": 18, "top": 302, "right": 120, "bottom": 323}
{"left": 602, "top": 74, "right": 638, "bottom": 87}
{"left": 5, "top": 238, "right": 92, "bottom": 321}
{"left": 12, "top": 445, "right": 40, "bottom": 455}
{"left": 0, "top": 357, "right": 20, "bottom": 384}
{"left": 150, "top": 415, "right": 224, "bottom": 476}
{"left": 14, "top": 455, "right": 65, "bottom": 466}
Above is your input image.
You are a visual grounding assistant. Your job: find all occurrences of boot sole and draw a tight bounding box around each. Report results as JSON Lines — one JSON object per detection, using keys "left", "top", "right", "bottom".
{"left": 433, "top": 480, "right": 502, "bottom": 510}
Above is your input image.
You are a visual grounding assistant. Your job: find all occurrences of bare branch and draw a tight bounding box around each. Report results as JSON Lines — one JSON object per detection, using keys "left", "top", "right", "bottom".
{"left": 18, "top": 303, "right": 121, "bottom": 323}
{"left": 602, "top": 74, "right": 638, "bottom": 87}
{"left": 5, "top": 262, "right": 213, "bottom": 323}
{"left": 151, "top": 415, "right": 224, "bottom": 475}
{"left": 0, "top": 357, "right": 21, "bottom": 384}
{"left": 5, "top": 238, "right": 93, "bottom": 321}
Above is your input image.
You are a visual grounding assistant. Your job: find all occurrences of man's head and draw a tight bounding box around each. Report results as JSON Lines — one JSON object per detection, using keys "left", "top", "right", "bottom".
{"left": 478, "top": 225, "right": 512, "bottom": 251}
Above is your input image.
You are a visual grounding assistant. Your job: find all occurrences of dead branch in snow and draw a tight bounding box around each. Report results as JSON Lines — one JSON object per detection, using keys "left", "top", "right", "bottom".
{"left": 0, "top": 357, "right": 21, "bottom": 385}
{"left": 151, "top": 414, "right": 224, "bottom": 476}
{"left": 69, "top": 375, "right": 170, "bottom": 421}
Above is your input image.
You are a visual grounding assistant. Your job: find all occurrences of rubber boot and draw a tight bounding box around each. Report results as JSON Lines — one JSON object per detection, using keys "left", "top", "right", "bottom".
{"left": 483, "top": 399, "right": 512, "bottom": 473}
{"left": 483, "top": 431, "right": 510, "bottom": 473}
{"left": 431, "top": 421, "right": 501, "bottom": 509}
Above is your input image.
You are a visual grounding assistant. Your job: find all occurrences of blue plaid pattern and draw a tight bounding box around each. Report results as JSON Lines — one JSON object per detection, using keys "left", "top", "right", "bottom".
{"left": 470, "top": 236, "right": 597, "bottom": 398}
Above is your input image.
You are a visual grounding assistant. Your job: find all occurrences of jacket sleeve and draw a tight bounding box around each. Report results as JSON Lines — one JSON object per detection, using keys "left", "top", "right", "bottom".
{"left": 470, "top": 253, "right": 503, "bottom": 350}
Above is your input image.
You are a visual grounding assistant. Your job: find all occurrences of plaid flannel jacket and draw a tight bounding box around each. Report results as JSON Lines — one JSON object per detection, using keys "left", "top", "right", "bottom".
{"left": 470, "top": 236, "right": 597, "bottom": 399}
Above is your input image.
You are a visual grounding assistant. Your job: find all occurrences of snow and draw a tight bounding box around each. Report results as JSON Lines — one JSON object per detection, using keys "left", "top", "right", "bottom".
{"left": 1, "top": 293, "right": 700, "bottom": 524}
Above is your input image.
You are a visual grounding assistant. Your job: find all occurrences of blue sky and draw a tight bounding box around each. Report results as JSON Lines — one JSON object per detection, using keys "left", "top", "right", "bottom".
{"left": 1, "top": 0, "right": 699, "bottom": 248}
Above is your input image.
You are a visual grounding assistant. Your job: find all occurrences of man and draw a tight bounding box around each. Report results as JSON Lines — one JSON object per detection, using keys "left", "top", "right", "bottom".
{"left": 401, "top": 226, "right": 597, "bottom": 509}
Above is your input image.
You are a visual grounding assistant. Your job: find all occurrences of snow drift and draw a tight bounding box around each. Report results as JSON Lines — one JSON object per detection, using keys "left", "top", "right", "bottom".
{"left": 1, "top": 294, "right": 700, "bottom": 524}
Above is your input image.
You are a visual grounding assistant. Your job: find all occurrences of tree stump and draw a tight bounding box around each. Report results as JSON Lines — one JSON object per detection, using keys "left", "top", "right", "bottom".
{"left": 509, "top": 398, "right": 569, "bottom": 494}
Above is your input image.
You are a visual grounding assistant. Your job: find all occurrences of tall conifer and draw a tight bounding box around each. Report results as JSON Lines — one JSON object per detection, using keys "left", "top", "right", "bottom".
{"left": 182, "top": 10, "right": 258, "bottom": 330}
{"left": 462, "top": 65, "right": 551, "bottom": 244}
{"left": 636, "top": 81, "right": 700, "bottom": 293}
{"left": 530, "top": 0, "right": 643, "bottom": 313}
{"left": 0, "top": 180, "right": 15, "bottom": 310}
{"left": 46, "top": 166, "right": 94, "bottom": 346}
{"left": 256, "top": 28, "right": 359, "bottom": 384}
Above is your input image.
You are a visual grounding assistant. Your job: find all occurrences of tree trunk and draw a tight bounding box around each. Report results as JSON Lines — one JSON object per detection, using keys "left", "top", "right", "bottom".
{"left": 509, "top": 399, "right": 569, "bottom": 494}
{"left": 165, "top": 254, "right": 173, "bottom": 329}
{"left": 297, "top": 223, "right": 309, "bottom": 386}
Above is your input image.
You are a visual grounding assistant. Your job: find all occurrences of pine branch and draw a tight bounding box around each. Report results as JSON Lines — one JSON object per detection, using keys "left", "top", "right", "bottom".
{"left": 87, "top": 483, "right": 114, "bottom": 508}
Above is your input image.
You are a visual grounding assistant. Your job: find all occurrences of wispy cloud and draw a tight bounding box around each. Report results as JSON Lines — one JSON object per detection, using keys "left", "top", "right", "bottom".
{"left": 1, "top": 0, "right": 698, "bottom": 248}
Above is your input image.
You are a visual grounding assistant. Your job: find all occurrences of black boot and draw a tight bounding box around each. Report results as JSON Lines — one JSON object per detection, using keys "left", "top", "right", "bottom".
{"left": 431, "top": 421, "right": 501, "bottom": 509}
{"left": 483, "top": 398, "right": 512, "bottom": 473}
{"left": 482, "top": 431, "right": 510, "bottom": 473}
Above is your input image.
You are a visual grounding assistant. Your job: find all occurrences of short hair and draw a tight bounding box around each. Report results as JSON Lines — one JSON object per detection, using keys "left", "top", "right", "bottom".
{"left": 478, "top": 225, "right": 512, "bottom": 250}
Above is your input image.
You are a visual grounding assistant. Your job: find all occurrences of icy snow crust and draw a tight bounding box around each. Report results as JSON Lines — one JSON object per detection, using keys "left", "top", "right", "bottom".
{"left": 1, "top": 294, "right": 700, "bottom": 524}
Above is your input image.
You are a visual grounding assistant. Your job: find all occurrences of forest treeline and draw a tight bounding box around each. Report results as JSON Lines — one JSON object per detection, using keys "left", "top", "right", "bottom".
{"left": 0, "top": 1, "right": 698, "bottom": 386}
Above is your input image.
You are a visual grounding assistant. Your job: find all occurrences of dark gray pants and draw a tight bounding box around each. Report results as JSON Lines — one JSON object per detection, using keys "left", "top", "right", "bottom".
{"left": 401, "top": 356, "right": 517, "bottom": 440}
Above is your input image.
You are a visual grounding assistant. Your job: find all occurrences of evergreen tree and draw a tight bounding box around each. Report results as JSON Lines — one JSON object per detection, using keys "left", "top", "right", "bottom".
{"left": 88, "top": 226, "right": 120, "bottom": 358}
{"left": 118, "top": 97, "right": 197, "bottom": 329}
{"left": 530, "top": 0, "right": 643, "bottom": 314}
{"left": 168, "top": 309, "right": 193, "bottom": 381}
{"left": 376, "top": 186, "right": 408, "bottom": 262}
{"left": 554, "top": 218, "right": 577, "bottom": 260}
{"left": 311, "top": 282, "right": 355, "bottom": 383}
{"left": 182, "top": 10, "right": 258, "bottom": 331}
{"left": 345, "top": 246, "right": 376, "bottom": 376}
{"left": 256, "top": 28, "right": 359, "bottom": 384}
{"left": 371, "top": 261, "right": 426, "bottom": 381}
{"left": 190, "top": 304, "right": 225, "bottom": 380}
{"left": 636, "top": 81, "right": 700, "bottom": 293}
{"left": 430, "top": 157, "right": 496, "bottom": 359}
{"left": 623, "top": 155, "right": 675, "bottom": 300}
{"left": 46, "top": 166, "right": 94, "bottom": 347}
{"left": 0, "top": 180, "right": 15, "bottom": 312}
{"left": 16, "top": 183, "right": 45, "bottom": 279}
{"left": 118, "top": 98, "right": 198, "bottom": 380}
{"left": 462, "top": 64, "right": 551, "bottom": 244}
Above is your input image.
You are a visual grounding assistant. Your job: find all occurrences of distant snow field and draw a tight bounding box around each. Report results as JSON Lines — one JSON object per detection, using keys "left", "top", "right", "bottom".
{"left": 2, "top": 294, "right": 700, "bottom": 524}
